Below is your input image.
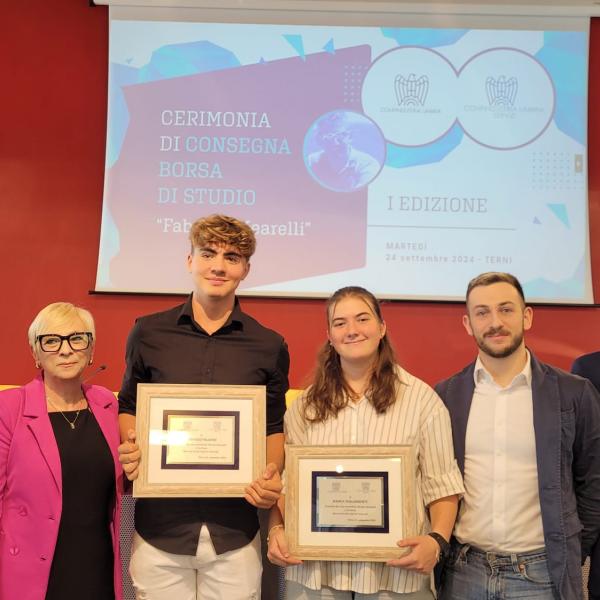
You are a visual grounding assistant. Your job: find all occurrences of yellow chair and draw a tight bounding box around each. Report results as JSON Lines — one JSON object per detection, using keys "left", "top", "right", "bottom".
{"left": 285, "top": 388, "right": 301, "bottom": 407}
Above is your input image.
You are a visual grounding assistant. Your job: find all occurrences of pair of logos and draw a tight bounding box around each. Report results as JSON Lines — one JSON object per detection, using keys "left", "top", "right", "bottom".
{"left": 395, "top": 74, "right": 518, "bottom": 107}
{"left": 330, "top": 480, "right": 372, "bottom": 493}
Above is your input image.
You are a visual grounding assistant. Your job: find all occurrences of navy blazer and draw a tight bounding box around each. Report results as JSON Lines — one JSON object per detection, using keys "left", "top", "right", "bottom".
{"left": 572, "top": 351, "right": 600, "bottom": 391}
{"left": 572, "top": 351, "right": 600, "bottom": 600}
{"left": 436, "top": 352, "right": 600, "bottom": 600}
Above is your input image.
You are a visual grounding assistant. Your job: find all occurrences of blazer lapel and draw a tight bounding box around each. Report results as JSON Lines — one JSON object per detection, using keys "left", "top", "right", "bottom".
{"left": 86, "top": 386, "right": 121, "bottom": 488}
{"left": 23, "top": 376, "right": 62, "bottom": 491}
{"left": 530, "top": 354, "right": 561, "bottom": 498}
{"left": 529, "top": 352, "right": 566, "bottom": 584}
{"left": 444, "top": 363, "right": 476, "bottom": 474}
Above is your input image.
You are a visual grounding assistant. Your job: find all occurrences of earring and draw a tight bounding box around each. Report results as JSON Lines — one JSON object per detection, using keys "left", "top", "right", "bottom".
{"left": 89, "top": 358, "right": 94, "bottom": 366}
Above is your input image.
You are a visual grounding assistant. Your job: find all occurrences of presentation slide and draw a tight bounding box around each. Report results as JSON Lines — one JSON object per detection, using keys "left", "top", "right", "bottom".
{"left": 96, "top": 18, "right": 592, "bottom": 302}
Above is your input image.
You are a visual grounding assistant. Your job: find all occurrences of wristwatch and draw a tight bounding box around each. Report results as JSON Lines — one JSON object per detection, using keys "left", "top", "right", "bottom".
{"left": 427, "top": 532, "right": 450, "bottom": 560}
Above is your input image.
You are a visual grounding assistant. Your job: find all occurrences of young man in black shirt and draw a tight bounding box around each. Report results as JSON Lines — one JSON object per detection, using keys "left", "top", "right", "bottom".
{"left": 118, "top": 214, "right": 289, "bottom": 599}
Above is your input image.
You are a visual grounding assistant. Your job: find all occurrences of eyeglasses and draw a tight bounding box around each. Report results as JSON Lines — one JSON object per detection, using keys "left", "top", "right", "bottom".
{"left": 36, "top": 332, "right": 93, "bottom": 352}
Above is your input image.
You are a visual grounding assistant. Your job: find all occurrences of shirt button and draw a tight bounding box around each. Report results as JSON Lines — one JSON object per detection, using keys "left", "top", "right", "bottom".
{"left": 18, "top": 506, "right": 28, "bottom": 516}
{"left": 40, "top": 555, "right": 47, "bottom": 561}
{"left": 9, "top": 546, "right": 19, "bottom": 556}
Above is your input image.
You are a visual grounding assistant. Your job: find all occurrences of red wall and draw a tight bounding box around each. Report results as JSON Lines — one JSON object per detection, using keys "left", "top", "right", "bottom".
{"left": 1, "top": 0, "right": 599, "bottom": 390}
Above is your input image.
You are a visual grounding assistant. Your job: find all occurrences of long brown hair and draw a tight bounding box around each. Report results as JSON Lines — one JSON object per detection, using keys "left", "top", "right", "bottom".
{"left": 303, "top": 286, "right": 400, "bottom": 423}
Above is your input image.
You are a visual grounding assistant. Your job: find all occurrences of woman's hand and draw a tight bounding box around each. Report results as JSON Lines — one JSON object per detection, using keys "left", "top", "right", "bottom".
{"left": 386, "top": 535, "right": 440, "bottom": 574}
{"left": 118, "top": 429, "right": 141, "bottom": 481}
{"left": 267, "top": 525, "right": 303, "bottom": 567}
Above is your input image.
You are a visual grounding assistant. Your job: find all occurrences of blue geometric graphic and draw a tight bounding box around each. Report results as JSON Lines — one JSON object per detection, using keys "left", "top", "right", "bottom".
{"left": 283, "top": 34, "right": 306, "bottom": 60}
{"left": 107, "top": 41, "right": 241, "bottom": 168}
{"left": 547, "top": 203, "right": 570, "bottom": 228}
{"left": 381, "top": 28, "right": 468, "bottom": 48}
{"left": 536, "top": 32, "right": 586, "bottom": 145}
{"left": 524, "top": 255, "right": 585, "bottom": 298}
{"left": 137, "top": 41, "right": 239, "bottom": 82}
{"left": 385, "top": 122, "right": 463, "bottom": 169}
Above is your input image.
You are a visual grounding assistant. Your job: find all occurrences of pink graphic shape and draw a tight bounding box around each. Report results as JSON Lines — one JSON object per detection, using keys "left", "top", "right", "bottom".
{"left": 107, "top": 45, "right": 372, "bottom": 292}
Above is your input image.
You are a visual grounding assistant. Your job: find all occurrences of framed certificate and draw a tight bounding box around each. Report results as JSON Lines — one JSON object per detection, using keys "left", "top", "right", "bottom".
{"left": 285, "top": 445, "right": 416, "bottom": 561}
{"left": 133, "top": 384, "right": 265, "bottom": 498}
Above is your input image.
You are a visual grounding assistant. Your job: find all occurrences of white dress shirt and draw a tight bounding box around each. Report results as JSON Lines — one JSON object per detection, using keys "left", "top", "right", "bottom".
{"left": 454, "top": 352, "right": 545, "bottom": 553}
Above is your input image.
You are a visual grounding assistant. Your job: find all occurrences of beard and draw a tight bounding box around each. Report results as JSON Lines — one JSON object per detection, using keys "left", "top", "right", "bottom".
{"left": 475, "top": 326, "right": 524, "bottom": 359}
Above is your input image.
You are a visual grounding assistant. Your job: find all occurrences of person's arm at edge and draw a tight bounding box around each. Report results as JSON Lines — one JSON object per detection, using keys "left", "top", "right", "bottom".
{"left": 573, "top": 379, "right": 600, "bottom": 558}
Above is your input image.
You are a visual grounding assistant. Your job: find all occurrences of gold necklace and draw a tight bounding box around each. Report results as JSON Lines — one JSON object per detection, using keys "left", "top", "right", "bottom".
{"left": 46, "top": 396, "right": 86, "bottom": 430}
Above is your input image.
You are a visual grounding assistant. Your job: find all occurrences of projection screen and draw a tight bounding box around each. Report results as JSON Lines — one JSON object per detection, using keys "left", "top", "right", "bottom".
{"left": 96, "top": 5, "right": 593, "bottom": 303}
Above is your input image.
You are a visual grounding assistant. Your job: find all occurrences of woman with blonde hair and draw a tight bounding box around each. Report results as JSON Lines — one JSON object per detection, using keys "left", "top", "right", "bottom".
{"left": 0, "top": 302, "right": 123, "bottom": 600}
{"left": 268, "top": 286, "right": 463, "bottom": 600}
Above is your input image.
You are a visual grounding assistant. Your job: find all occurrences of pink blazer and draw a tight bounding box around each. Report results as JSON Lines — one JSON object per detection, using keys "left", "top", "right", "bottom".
{"left": 0, "top": 376, "right": 123, "bottom": 600}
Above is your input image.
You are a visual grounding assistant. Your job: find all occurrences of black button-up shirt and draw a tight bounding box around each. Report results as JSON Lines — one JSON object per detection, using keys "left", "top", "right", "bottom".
{"left": 119, "top": 295, "right": 289, "bottom": 555}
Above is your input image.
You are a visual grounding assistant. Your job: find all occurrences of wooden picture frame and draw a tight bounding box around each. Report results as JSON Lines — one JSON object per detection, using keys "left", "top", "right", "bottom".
{"left": 285, "top": 445, "right": 416, "bottom": 561}
{"left": 133, "top": 383, "right": 265, "bottom": 498}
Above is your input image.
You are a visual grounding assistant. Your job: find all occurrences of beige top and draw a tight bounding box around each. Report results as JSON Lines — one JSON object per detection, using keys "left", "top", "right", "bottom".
{"left": 284, "top": 366, "right": 464, "bottom": 594}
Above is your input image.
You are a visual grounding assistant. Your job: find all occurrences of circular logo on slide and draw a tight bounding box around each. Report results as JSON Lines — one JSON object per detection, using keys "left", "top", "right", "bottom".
{"left": 362, "top": 46, "right": 459, "bottom": 147}
{"left": 457, "top": 48, "right": 555, "bottom": 149}
{"left": 304, "top": 110, "right": 386, "bottom": 192}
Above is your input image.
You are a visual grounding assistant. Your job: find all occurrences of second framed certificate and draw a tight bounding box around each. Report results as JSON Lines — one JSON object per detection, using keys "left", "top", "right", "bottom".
{"left": 133, "top": 384, "right": 265, "bottom": 498}
{"left": 285, "top": 445, "right": 416, "bottom": 561}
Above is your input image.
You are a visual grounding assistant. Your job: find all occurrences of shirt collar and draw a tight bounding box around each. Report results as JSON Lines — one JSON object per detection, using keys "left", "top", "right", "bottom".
{"left": 394, "top": 365, "right": 411, "bottom": 387}
{"left": 474, "top": 350, "right": 532, "bottom": 388}
{"left": 345, "top": 366, "right": 409, "bottom": 408}
{"left": 177, "top": 293, "right": 244, "bottom": 331}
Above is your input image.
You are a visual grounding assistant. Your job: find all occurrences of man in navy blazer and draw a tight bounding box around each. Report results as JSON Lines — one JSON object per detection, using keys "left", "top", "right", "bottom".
{"left": 572, "top": 350, "right": 600, "bottom": 600}
{"left": 436, "top": 272, "right": 600, "bottom": 600}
